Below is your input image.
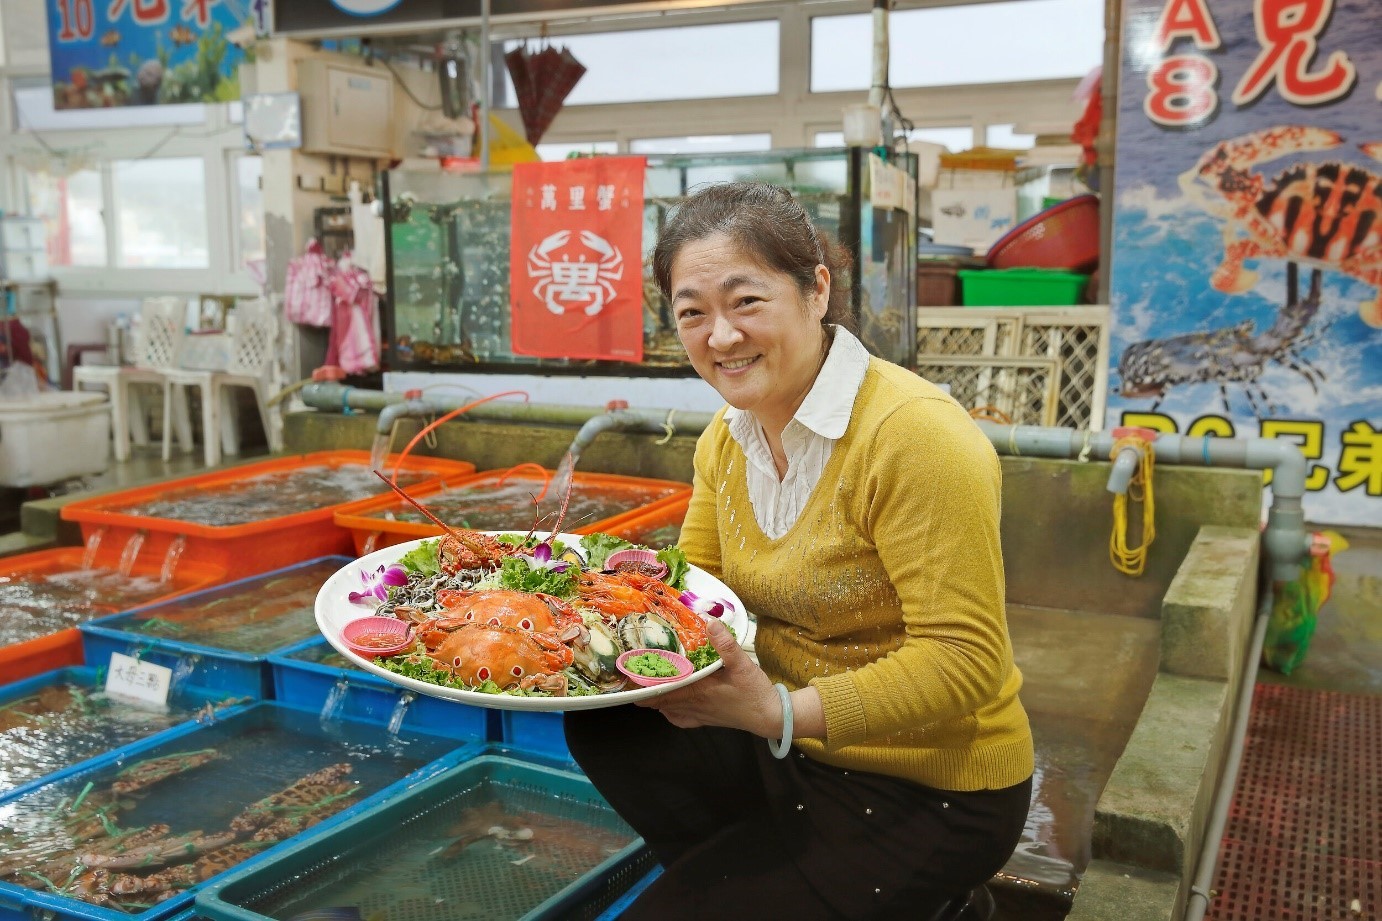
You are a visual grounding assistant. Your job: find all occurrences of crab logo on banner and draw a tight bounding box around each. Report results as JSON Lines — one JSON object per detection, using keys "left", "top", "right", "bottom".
{"left": 509, "top": 157, "right": 645, "bottom": 362}
{"left": 527, "top": 230, "right": 624, "bottom": 317}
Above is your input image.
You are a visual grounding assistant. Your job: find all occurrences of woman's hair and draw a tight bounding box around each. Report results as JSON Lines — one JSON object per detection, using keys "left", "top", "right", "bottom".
{"left": 652, "top": 182, "right": 857, "bottom": 333}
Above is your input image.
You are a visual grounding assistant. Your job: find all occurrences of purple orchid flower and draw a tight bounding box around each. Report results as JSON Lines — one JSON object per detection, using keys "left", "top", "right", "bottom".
{"left": 521, "top": 542, "right": 570, "bottom": 573}
{"left": 348, "top": 564, "right": 408, "bottom": 606}
{"left": 679, "top": 590, "right": 735, "bottom": 619}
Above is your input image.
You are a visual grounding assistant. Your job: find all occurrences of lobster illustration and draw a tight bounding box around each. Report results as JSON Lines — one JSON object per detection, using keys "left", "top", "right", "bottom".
{"left": 1118, "top": 262, "right": 1325, "bottom": 416}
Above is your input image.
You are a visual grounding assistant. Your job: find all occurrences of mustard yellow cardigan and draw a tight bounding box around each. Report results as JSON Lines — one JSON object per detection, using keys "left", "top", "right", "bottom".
{"left": 678, "top": 357, "right": 1034, "bottom": 792}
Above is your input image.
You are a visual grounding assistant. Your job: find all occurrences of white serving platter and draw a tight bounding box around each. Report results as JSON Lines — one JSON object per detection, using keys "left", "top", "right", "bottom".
{"left": 316, "top": 533, "right": 748, "bottom": 711}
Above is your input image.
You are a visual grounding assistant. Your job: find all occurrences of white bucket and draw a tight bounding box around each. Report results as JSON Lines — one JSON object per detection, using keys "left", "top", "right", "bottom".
{"left": 0, "top": 391, "right": 112, "bottom": 487}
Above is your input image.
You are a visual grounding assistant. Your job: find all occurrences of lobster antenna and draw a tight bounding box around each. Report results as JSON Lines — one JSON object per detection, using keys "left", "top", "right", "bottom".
{"left": 373, "top": 470, "right": 466, "bottom": 541}
{"left": 547, "top": 451, "right": 577, "bottom": 539}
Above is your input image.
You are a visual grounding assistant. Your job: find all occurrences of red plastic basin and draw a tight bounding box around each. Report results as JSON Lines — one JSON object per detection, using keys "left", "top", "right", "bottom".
{"left": 985, "top": 194, "right": 1100, "bottom": 273}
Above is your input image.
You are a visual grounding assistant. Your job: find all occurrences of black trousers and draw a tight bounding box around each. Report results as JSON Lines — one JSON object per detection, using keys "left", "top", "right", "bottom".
{"left": 565, "top": 705, "right": 1031, "bottom": 920}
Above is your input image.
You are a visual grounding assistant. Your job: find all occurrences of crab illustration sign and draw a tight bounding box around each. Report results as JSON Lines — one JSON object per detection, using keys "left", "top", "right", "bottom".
{"left": 509, "top": 157, "right": 646, "bottom": 362}
{"left": 1109, "top": 0, "right": 1382, "bottom": 526}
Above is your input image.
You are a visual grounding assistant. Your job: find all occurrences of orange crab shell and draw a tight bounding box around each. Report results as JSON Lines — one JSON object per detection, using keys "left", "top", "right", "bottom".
{"left": 433, "top": 588, "right": 579, "bottom": 633}
{"left": 430, "top": 623, "right": 574, "bottom": 689}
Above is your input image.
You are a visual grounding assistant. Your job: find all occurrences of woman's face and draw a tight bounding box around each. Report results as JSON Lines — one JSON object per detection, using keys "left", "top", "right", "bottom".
{"left": 670, "top": 233, "right": 829, "bottom": 430}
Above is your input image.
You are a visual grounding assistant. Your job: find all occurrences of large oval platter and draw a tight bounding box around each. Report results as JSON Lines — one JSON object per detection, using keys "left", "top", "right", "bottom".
{"left": 316, "top": 533, "right": 748, "bottom": 711}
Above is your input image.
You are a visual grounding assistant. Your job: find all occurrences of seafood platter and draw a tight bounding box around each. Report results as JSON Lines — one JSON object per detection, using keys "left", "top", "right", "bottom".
{"left": 317, "top": 492, "right": 747, "bottom": 712}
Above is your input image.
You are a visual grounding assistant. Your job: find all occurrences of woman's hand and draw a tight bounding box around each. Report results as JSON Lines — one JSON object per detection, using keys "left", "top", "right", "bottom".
{"left": 637, "top": 618, "right": 783, "bottom": 739}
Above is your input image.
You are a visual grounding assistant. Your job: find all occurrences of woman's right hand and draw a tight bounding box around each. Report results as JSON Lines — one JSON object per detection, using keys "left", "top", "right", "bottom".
{"left": 636, "top": 618, "right": 785, "bottom": 738}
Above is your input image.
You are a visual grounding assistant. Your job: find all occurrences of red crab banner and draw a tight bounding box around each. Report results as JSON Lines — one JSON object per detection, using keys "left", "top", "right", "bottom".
{"left": 1108, "top": 0, "right": 1381, "bottom": 527}
{"left": 509, "top": 157, "right": 646, "bottom": 362}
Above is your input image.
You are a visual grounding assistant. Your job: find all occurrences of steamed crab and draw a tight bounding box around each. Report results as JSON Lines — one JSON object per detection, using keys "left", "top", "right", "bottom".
{"left": 1178, "top": 125, "right": 1382, "bottom": 326}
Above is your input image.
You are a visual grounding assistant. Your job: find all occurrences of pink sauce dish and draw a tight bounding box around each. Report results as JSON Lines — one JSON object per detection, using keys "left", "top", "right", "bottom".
{"left": 616, "top": 648, "right": 693, "bottom": 687}
{"left": 605, "top": 548, "right": 669, "bottom": 580}
{"left": 341, "top": 616, "right": 414, "bottom": 658}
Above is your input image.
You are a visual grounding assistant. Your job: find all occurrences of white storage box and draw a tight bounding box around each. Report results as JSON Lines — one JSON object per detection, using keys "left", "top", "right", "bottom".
{"left": 931, "top": 188, "right": 1018, "bottom": 254}
{"left": 0, "top": 391, "right": 111, "bottom": 487}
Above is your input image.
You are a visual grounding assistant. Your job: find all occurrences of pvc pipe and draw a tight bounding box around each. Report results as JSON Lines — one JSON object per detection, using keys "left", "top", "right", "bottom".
{"left": 1183, "top": 580, "right": 1273, "bottom": 921}
{"left": 1106, "top": 445, "right": 1140, "bottom": 495}
{"left": 300, "top": 382, "right": 716, "bottom": 441}
{"left": 974, "top": 422, "right": 1311, "bottom": 582}
{"left": 869, "top": 0, "right": 889, "bottom": 110}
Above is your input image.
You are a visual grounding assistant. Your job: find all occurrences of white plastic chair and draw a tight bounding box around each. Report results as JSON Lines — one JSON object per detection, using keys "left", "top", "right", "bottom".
{"left": 72, "top": 297, "right": 190, "bottom": 461}
{"left": 162, "top": 297, "right": 282, "bottom": 466}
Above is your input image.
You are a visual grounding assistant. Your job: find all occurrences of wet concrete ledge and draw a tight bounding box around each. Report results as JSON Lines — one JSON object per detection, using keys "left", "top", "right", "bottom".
{"left": 1066, "top": 860, "right": 1181, "bottom": 921}
{"left": 1074, "top": 526, "right": 1260, "bottom": 920}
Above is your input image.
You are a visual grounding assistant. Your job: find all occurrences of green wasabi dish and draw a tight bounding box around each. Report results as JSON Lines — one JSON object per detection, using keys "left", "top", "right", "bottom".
{"left": 624, "top": 652, "right": 680, "bottom": 678}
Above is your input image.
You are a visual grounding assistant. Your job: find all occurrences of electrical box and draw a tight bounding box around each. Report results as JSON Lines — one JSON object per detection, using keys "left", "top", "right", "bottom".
{"left": 298, "top": 58, "right": 395, "bottom": 159}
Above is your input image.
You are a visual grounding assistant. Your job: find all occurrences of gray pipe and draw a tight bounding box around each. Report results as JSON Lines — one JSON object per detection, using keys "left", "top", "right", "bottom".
{"left": 974, "top": 422, "right": 1312, "bottom": 583}
{"left": 1183, "top": 578, "right": 1273, "bottom": 921}
{"left": 302, "top": 380, "right": 716, "bottom": 447}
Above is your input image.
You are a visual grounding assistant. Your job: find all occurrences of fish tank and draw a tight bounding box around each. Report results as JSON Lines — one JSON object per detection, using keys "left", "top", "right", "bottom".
{"left": 383, "top": 147, "right": 918, "bottom": 374}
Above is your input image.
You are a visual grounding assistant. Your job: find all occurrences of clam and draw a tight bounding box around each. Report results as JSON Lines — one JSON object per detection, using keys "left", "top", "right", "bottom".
{"left": 617, "top": 611, "right": 683, "bottom": 655}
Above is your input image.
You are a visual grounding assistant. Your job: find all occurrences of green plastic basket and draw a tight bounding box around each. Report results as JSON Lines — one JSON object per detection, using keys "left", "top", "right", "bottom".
{"left": 958, "top": 268, "right": 1089, "bottom": 306}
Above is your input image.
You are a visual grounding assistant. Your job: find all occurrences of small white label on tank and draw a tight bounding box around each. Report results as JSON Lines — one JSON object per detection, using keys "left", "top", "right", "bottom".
{"left": 104, "top": 653, "right": 173, "bottom": 708}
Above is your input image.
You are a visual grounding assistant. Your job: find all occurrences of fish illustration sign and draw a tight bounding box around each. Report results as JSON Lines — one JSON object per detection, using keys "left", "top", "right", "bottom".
{"left": 47, "top": 0, "right": 249, "bottom": 108}
{"left": 508, "top": 157, "right": 646, "bottom": 362}
{"left": 1109, "top": 0, "right": 1382, "bottom": 526}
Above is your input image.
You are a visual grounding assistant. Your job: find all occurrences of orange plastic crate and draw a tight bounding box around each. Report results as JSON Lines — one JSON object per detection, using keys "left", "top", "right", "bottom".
{"left": 0, "top": 548, "right": 225, "bottom": 685}
{"left": 601, "top": 494, "right": 691, "bottom": 549}
{"left": 333, "top": 468, "right": 692, "bottom": 556}
{"left": 60, "top": 451, "right": 475, "bottom": 580}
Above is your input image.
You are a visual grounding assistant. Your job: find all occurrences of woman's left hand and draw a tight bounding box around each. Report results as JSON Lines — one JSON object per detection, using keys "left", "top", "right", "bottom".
{"left": 637, "top": 618, "right": 783, "bottom": 739}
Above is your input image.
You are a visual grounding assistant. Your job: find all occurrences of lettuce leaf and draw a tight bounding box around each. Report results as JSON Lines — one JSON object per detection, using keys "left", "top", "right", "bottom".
{"left": 580, "top": 532, "right": 634, "bottom": 570}
{"left": 497, "top": 555, "right": 577, "bottom": 596}
{"left": 657, "top": 546, "right": 690, "bottom": 591}
{"left": 397, "top": 539, "right": 440, "bottom": 577}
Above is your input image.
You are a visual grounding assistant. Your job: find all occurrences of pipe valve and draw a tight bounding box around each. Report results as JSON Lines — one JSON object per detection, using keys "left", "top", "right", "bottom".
{"left": 1107, "top": 426, "right": 1158, "bottom": 495}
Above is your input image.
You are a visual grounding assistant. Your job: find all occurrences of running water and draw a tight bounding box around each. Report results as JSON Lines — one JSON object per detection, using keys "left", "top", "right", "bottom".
{"left": 117, "top": 530, "right": 147, "bottom": 577}
{"left": 168, "top": 653, "right": 201, "bottom": 696}
{"left": 160, "top": 535, "right": 187, "bottom": 584}
{"left": 385, "top": 691, "right": 415, "bottom": 736}
{"left": 81, "top": 527, "right": 107, "bottom": 569}
{"left": 319, "top": 677, "right": 351, "bottom": 726}
{"left": 369, "top": 432, "right": 391, "bottom": 473}
{"left": 548, "top": 449, "right": 580, "bottom": 510}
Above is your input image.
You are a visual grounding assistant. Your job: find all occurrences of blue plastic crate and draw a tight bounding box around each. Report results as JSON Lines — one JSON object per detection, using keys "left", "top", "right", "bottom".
{"left": 593, "top": 865, "right": 663, "bottom": 920}
{"left": 269, "top": 638, "right": 487, "bottom": 742}
{"left": 0, "top": 666, "right": 249, "bottom": 799}
{"left": 79, "top": 557, "right": 354, "bottom": 700}
{"left": 501, "top": 709, "right": 572, "bottom": 761}
{"left": 0, "top": 701, "right": 481, "bottom": 921}
{"left": 194, "top": 753, "right": 649, "bottom": 921}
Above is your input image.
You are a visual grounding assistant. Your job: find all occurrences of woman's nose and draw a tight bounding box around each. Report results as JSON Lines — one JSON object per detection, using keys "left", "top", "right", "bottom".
{"left": 707, "top": 314, "right": 743, "bottom": 350}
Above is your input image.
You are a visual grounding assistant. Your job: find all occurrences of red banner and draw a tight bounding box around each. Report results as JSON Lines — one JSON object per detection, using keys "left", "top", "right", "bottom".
{"left": 509, "top": 157, "right": 646, "bottom": 362}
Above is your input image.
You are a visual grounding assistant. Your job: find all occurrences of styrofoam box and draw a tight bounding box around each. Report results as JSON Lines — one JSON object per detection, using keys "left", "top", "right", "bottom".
{"left": 0, "top": 391, "right": 111, "bottom": 487}
{"left": 931, "top": 188, "right": 1018, "bottom": 255}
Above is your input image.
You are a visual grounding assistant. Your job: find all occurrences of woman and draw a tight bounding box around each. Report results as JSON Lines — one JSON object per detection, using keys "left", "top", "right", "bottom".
{"left": 565, "top": 182, "right": 1032, "bottom": 920}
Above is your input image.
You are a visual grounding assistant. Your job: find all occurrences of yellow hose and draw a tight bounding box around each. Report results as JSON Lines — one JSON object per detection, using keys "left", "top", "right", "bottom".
{"left": 1110, "top": 436, "right": 1155, "bottom": 576}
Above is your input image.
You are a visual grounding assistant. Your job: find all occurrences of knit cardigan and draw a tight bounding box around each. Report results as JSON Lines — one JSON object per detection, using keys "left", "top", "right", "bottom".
{"left": 678, "top": 357, "right": 1034, "bottom": 792}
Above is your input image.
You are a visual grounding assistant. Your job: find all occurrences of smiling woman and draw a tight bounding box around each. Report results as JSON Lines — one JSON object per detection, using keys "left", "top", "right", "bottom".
{"left": 564, "top": 182, "right": 1034, "bottom": 921}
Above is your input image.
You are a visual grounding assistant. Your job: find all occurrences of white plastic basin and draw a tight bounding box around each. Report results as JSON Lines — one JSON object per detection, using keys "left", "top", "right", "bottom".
{"left": 0, "top": 391, "right": 111, "bottom": 487}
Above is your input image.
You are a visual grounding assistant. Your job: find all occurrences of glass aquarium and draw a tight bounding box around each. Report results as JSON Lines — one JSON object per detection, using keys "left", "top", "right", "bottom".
{"left": 383, "top": 147, "right": 918, "bottom": 374}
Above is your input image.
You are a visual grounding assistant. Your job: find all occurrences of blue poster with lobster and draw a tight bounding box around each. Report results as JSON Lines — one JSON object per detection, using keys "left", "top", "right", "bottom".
{"left": 1109, "top": 0, "right": 1382, "bottom": 526}
{"left": 46, "top": 0, "right": 263, "bottom": 108}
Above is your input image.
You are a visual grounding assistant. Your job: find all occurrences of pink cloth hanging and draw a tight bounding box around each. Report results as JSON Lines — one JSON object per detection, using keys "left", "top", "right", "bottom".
{"left": 284, "top": 239, "right": 334, "bottom": 327}
{"left": 324, "top": 256, "right": 381, "bottom": 374}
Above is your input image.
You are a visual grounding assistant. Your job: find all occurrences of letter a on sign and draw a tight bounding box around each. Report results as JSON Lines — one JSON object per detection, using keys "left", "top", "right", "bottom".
{"left": 509, "top": 157, "right": 646, "bottom": 362}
